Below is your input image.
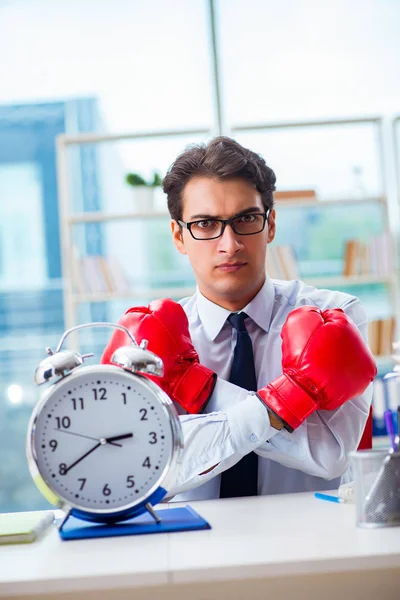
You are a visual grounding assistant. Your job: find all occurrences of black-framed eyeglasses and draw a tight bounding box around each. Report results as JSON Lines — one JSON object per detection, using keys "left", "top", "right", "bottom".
{"left": 178, "top": 211, "right": 270, "bottom": 240}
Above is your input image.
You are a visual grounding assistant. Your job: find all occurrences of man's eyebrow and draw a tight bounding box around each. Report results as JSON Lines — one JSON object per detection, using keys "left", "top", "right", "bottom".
{"left": 188, "top": 206, "right": 263, "bottom": 220}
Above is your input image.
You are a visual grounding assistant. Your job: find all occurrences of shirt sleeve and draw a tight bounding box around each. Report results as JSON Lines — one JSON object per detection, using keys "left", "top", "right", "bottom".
{"left": 254, "top": 297, "right": 373, "bottom": 480}
{"left": 165, "top": 380, "right": 278, "bottom": 497}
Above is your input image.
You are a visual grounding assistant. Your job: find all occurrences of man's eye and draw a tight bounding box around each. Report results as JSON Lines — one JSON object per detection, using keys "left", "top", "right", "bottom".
{"left": 197, "top": 220, "right": 218, "bottom": 229}
{"left": 237, "top": 214, "right": 256, "bottom": 223}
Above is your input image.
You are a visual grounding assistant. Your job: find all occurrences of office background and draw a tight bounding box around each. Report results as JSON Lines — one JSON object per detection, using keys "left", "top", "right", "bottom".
{"left": 0, "top": 0, "right": 399, "bottom": 512}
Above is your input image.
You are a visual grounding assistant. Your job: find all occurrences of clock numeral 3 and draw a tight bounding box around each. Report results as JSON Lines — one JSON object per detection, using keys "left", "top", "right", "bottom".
{"left": 102, "top": 483, "right": 111, "bottom": 496}
{"left": 126, "top": 475, "right": 135, "bottom": 488}
{"left": 92, "top": 388, "right": 107, "bottom": 401}
{"left": 149, "top": 432, "right": 157, "bottom": 444}
{"left": 55, "top": 416, "right": 71, "bottom": 429}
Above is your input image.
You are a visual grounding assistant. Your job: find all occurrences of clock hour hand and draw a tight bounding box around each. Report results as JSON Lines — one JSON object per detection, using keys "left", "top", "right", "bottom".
{"left": 65, "top": 442, "right": 102, "bottom": 474}
{"left": 105, "top": 433, "right": 133, "bottom": 444}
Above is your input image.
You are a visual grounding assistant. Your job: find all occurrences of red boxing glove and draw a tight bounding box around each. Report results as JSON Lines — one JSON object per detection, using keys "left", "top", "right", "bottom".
{"left": 101, "top": 299, "right": 216, "bottom": 413}
{"left": 258, "top": 306, "right": 377, "bottom": 431}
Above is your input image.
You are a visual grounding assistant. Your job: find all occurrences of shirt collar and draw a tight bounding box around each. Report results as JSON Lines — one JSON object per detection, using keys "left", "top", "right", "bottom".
{"left": 196, "top": 277, "right": 275, "bottom": 341}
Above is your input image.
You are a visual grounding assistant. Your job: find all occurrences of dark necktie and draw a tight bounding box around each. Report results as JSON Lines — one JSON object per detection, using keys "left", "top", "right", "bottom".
{"left": 219, "top": 312, "right": 259, "bottom": 498}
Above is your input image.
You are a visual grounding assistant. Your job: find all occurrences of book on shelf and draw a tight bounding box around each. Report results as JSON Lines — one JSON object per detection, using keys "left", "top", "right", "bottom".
{"left": 372, "top": 375, "right": 399, "bottom": 424}
{"left": 266, "top": 245, "right": 300, "bottom": 280}
{"left": 72, "top": 254, "right": 131, "bottom": 295}
{"left": 342, "top": 232, "right": 395, "bottom": 277}
{"left": 367, "top": 317, "right": 396, "bottom": 357}
{"left": 274, "top": 189, "right": 317, "bottom": 201}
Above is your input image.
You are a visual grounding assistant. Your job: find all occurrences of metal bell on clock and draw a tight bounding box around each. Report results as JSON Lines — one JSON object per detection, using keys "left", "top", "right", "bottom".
{"left": 34, "top": 348, "right": 88, "bottom": 386}
{"left": 111, "top": 339, "right": 164, "bottom": 377}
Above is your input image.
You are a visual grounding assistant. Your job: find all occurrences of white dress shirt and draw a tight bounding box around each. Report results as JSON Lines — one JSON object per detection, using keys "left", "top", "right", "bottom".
{"left": 167, "top": 277, "right": 372, "bottom": 501}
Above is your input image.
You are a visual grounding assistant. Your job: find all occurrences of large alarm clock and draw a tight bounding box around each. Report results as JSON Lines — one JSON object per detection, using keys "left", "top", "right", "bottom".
{"left": 26, "top": 323, "right": 184, "bottom": 525}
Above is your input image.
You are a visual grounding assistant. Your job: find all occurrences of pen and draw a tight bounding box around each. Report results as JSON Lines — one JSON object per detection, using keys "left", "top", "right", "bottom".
{"left": 384, "top": 409, "right": 397, "bottom": 452}
{"left": 314, "top": 492, "right": 344, "bottom": 504}
{"left": 397, "top": 406, "right": 400, "bottom": 451}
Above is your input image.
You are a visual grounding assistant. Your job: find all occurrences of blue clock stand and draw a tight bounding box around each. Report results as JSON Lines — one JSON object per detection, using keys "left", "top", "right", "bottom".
{"left": 57, "top": 488, "right": 211, "bottom": 541}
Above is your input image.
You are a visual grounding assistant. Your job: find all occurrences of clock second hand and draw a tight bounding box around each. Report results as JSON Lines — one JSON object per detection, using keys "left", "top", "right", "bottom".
{"left": 52, "top": 428, "right": 122, "bottom": 447}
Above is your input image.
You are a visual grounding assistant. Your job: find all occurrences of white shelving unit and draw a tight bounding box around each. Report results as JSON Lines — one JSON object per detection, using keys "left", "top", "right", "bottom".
{"left": 56, "top": 119, "right": 399, "bottom": 365}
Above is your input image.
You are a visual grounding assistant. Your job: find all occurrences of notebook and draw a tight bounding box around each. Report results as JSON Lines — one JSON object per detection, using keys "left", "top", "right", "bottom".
{"left": 0, "top": 511, "right": 55, "bottom": 544}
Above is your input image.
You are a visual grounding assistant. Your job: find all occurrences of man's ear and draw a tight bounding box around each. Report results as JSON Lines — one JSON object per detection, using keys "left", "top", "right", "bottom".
{"left": 267, "top": 209, "right": 276, "bottom": 244}
{"left": 171, "top": 220, "right": 187, "bottom": 255}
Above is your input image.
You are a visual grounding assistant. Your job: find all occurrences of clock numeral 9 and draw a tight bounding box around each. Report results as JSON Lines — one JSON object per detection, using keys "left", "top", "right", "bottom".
{"left": 92, "top": 388, "right": 107, "bottom": 401}
{"left": 49, "top": 439, "right": 58, "bottom": 452}
{"left": 126, "top": 475, "right": 135, "bottom": 488}
{"left": 59, "top": 463, "right": 67, "bottom": 476}
{"left": 71, "top": 397, "right": 84, "bottom": 410}
{"left": 55, "top": 416, "right": 71, "bottom": 429}
{"left": 149, "top": 432, "right": 157, "bottom": 444}
{"left": 102, "top": 483, "right": 111, "bottom": 496}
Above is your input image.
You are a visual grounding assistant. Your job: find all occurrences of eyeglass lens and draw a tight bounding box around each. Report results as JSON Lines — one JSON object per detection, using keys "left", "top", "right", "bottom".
{"left": 190, "top": 213, "right": 266, "bottom": 240}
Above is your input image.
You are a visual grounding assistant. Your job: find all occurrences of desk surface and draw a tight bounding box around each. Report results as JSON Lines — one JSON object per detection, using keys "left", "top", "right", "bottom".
{"left": 0, "top": 492, "right": 399, "bottom": 599}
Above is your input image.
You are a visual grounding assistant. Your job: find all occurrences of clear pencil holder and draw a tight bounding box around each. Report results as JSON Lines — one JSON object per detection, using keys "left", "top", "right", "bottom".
{"left": 349, "top": 449, "right": 400, "bottom": 528}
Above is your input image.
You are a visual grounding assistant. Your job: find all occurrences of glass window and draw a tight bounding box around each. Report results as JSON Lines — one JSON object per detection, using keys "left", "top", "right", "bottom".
{"left": 0, "top": 162, "right": 47, "bottom": 289}
{"left": 218, "top": 0, "right": 400, "bottom": 124}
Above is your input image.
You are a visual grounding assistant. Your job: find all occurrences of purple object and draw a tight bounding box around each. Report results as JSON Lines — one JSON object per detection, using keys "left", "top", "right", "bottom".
{"left": 384, "top": 409, "right": 397, "bottom": 452}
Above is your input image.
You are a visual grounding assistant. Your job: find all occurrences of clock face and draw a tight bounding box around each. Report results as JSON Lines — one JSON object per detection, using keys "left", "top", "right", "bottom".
{"left": 28, "top": 365, "right": 179, "bottom": 514}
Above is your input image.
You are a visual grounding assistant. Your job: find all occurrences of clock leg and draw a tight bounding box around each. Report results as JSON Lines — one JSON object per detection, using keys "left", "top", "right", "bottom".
{"left": 145, "top": 502, "right": 161, "bottom": 523}
{"left": 57, "top": 509, "right": 72, "bottom": 531}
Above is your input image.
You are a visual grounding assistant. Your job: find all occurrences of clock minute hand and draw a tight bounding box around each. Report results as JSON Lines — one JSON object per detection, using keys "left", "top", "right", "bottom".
{"left": 105, "top": 433, "right": 133, "bottom": 444}
{"left": 65, "top": 442, "right": 101, "bottom": 474}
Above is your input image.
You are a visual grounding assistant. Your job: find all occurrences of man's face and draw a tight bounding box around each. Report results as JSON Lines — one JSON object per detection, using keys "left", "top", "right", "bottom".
{"left": 171, "top": 176, "right": 276, "bottom": 311}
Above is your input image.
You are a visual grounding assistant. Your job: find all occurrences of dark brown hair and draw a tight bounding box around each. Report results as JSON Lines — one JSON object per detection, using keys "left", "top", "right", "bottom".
{"left": 162, "top": 136, "right": 276, "bottom": 221}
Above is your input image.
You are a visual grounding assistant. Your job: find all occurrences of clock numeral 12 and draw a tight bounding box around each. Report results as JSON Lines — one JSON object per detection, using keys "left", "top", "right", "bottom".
{"left": 92, "top": 388, "right": 107, "bottom": 401}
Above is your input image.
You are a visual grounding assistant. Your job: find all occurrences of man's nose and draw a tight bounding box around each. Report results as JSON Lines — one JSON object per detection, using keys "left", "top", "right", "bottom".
{"left": 217, "top": 223, "right": 243, "bottom": 253}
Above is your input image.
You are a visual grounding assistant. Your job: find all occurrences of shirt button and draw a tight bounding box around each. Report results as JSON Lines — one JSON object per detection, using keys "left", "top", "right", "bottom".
{"left": 250, "top": 434, "right": 258, "bottom": 442}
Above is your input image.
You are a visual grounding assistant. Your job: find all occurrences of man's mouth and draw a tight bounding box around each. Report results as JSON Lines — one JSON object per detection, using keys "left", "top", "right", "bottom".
{"left": 216, "top": 262, "right": 247, "bottom": 272}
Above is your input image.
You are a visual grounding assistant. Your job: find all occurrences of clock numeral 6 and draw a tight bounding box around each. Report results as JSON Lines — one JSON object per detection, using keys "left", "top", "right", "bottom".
{"left": 126, "top": 475, "right": 135, "bottom": 488}
{"left": 102, "top": 483, "right": 111, "bottom": 496}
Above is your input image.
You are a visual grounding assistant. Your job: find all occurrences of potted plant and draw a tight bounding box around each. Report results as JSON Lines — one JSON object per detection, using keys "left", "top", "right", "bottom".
{"left": 125, "top": 171, "right": 162, "bottom": 211}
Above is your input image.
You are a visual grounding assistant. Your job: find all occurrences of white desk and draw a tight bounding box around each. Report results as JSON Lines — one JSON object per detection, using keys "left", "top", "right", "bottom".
{"left": 0, "top": 492, "right": 399, "bottom": 600}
